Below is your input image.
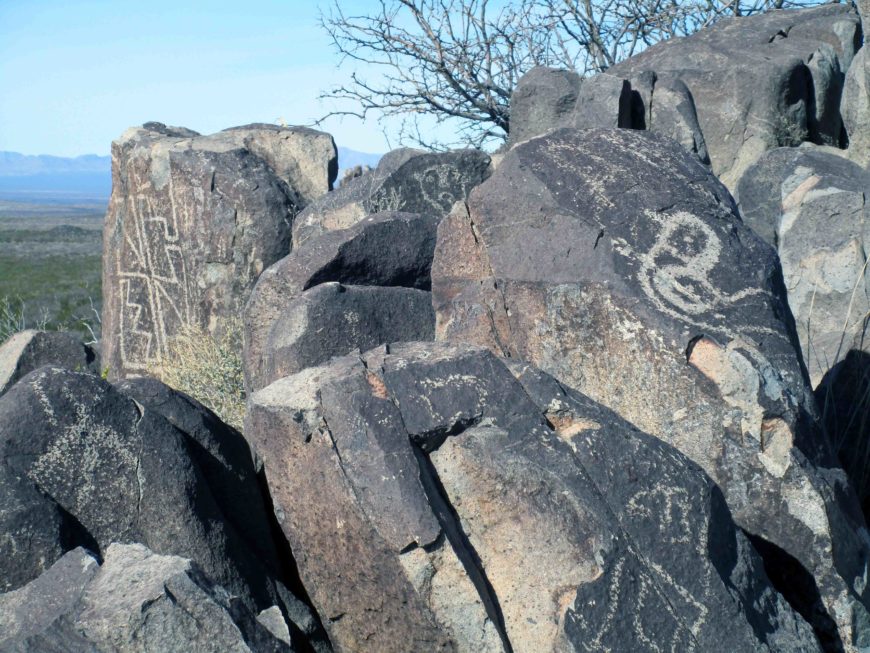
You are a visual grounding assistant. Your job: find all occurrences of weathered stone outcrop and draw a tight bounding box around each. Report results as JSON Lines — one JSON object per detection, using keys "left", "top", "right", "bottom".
{"left": 259, "top": 282, "right": 434, "bottom": 389}
{"left": 244, "top": 211, "right": 439, "bottom": 390}
{"left": 292, "top": 148, "right": 490, "bottom": 247}
{"left": 0, "top": 330, "right": 99, "bottom": 396}
{"left": 842, "top": 45, "right": 870, "bottom": 166}
{"left": 247, "top": 341, "right": 819, "bottom": 653}
{"left": 0, "top": 544, "right": 291, "bottom": 653}
{"left": 552, "top": 5, "right": 859, "bottom": 190}
{"left": 0, "top": 366, "right": 316, "bottom": 647}
{"left": 510, "top": 5, "right": 861, "bottom": 183}
{"left": 102, "top": 121, "right": 336, "bottom": 380}
{"left": 736, "top": 146, "right": 870, "bottom": 387}
{"left": 432, "top": 127, "right": 870, "bottom": 649}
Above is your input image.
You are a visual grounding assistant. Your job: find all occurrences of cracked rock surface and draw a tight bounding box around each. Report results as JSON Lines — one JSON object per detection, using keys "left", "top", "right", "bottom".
{"left": 431, "top": 126, "right": 870, "bottom": 648}
{"left": 246, "top": 340, "right": 819, "bottom": 653}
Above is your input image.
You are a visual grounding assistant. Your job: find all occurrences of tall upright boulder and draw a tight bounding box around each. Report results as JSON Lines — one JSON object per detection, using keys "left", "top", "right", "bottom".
{"left": 431, "top": 127, "right": 870, "bottom": 649}
{"left": 736, "top": 146, "right": 870, "bottom": 387}
{"left": 246, "top": 341, "right": 819, "bottom": 653}
{"left": 292, "top": 148, "right": 490, "bottom": 247}
{"left": 102, "top": 122, "right": 336, "bottom": 379}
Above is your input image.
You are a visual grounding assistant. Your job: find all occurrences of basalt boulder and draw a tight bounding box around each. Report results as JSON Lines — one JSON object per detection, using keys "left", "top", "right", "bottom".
{"left": 244, "top": 211, "right": 439, "bottom": 391}
{"left": 292, "top": 148, "right": 490, "bottom": 247}
{"left": 736, "top": 146, "right": 870, "bottom": 387}
{"left": 509, "top": 67, "right": 709, "bottom": 163}
{"left": 0, "top": 330, "right": 99, "bottom": 396}
{"left": 246, "top": 341, "right": 819, "bottom": 653}
{"left": 102, "top": 122, "right": 335, "bottom": 380}
{"left": 431, "top": 127, "right": 870, "bottom": 649}
{"left": 0, "top": 544, "right": 291, "bottom": 653}
{"left": 609, "top": 4, "right": 862, "bottom": 189}
{"left": 258, "top": 282, "right": 434, "bottom": 389}
{"left": 0, "top": 366, "right": 316, "bottom": 647}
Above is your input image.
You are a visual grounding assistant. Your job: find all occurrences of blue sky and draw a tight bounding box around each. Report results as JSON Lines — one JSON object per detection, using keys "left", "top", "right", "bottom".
{"left": 0, "top": 0, "right": 403, "bottom": 157}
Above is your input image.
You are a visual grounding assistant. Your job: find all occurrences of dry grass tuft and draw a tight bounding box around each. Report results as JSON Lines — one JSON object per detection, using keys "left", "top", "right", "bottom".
{"left": 147, "top": 318, "right": 246, "bottom": 432}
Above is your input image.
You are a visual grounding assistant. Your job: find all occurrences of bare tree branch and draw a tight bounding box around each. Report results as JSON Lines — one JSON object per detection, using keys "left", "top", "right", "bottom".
{"left": 319, "top": 0, "right": 832, "bottom": 149}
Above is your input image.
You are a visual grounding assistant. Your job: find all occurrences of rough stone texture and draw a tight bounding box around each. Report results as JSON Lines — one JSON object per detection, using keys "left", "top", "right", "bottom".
{"left": 0, "top": 330, "right": 99, "bottom": 396}
{"left": 510, "top": 66, "right": 709, "bottom": 163}
{"left": 247, "top": 341, "right": 819, "bottom": 653}
{"left": 102, "top": 121, "right": 334, "bottom": 379}
{"left": 0, "top": 366, "right": 312, "bottom": 646}
{"left": 244, "top": 211, "right": 438, "bottom": 390}
{"left": 736, "top": 146, "right": 870, "bottom": 387}
{"left": 292, "top": 148, "right": 490, "bottom": 247}
{"left": 431, "top": 127, "right": 870, "bottom": 649}
{"left": 842, "top": 45, "right": 870, "bottom": 166}
{"left": 258, "top": 282, "right": 435, "bottom": 390}
{"left": 507, "top": 67, "right": 583, "bottom": 144}
{"left": 609, "top": 4, "right": 862, "bottom": 189}
{"left": 221, "top": 123, "right": 338, "bottom": 205}
{"left": 0, "top": 544, "right": 291, "bottom": 653}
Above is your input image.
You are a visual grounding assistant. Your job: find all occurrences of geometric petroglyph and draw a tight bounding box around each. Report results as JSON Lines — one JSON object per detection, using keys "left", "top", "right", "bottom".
{"left": 116, "top": 168, "right": 193, "bottom": 373}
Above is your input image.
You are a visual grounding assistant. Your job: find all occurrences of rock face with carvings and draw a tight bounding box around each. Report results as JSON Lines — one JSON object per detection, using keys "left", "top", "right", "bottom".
{"left": 431, "top": 127, "right": 870, "bottom": 648}
{"left": 244, "top": 211, "right": 439, "bottom": 391}
{"left": 736, "top": 146, "right": 870, "bottom": 387}
{"left": 511, "top": 6, "right": 861, "bottom": 190}
{"left": 246, "top": 341, "right": 819, "bottom": 653}
{"left": 102, "top": 121, "right": 337, "bottom": 380}
{"left": 0, "top": 366, "right": 324, "bottom": 649}
{"left": 292, "top": 148, "right": 490, "bottom": 247}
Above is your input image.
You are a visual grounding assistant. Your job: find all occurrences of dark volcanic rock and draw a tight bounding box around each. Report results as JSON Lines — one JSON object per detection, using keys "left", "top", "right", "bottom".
{"left": 258, "top": 282, "right": 434, "bottom": 389}
{"left": 609, "top": 4, "right": 861, "bottom": 188}
{"left": 244, "top": 211, "right": 439, "bottom": 390}
{"left": 0, "top": 330, "right": 99, "bottom": 396}
{"left": 736, "top": 146, "right": 870, "bottom": 387}
{"left": 102, "top": 122, "right": 335, "bottom": 380}
{"left": 0, "top": 544, "right": 291, "bottom": 653}
{"left": 0, "top": 366, "right": 312, "bottom": 646}
{"left": 292, "top": 148, "right": 490, "bottom": 247}
{"left": 431, "top": 127, "right": 870, "bottom": 647}
{"left": 508, "top": 67, "right": 584, "bottom": 144}
{"left": 246, "top": 341, "right": 819, "bottom": 653}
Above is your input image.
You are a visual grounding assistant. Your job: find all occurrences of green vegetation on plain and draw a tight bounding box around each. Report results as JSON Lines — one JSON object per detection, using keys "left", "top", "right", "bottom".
{"left": 0, "top": 211, "right": 103, "bottom": 340}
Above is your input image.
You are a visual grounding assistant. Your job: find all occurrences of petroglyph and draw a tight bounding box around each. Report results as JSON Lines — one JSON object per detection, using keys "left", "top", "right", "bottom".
{"left": 617, "top": 210, "right": 774, "bottom": 339}
{"left": 115, "top": 166, "right": 193, "bottom": 373}
{"left": 368, "top": 163, "right": 479, "bottom": 216}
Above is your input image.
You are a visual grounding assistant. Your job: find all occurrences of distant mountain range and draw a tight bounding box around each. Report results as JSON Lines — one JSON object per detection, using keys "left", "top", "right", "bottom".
{"left": 0, "top": 147, "right": 382, "bottom": 204}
